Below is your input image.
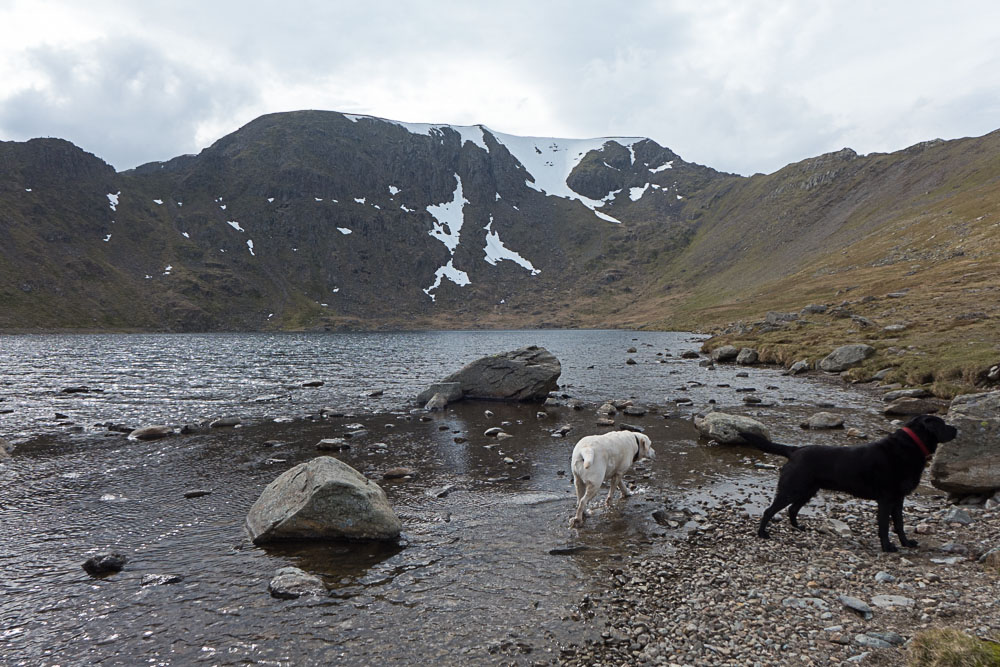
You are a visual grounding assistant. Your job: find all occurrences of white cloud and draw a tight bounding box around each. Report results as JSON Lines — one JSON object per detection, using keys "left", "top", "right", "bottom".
{"left": 1, "top": 1, "right": 998, "bottom": 174}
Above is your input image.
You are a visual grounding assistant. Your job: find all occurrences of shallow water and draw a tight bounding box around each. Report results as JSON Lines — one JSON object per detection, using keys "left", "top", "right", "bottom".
{"left": 0, "top": 331, "right": 890, "bottom": 665}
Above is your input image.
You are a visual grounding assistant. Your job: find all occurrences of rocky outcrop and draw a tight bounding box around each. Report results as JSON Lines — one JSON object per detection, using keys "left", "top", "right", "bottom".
{"left": 819, "top": 344, "right": 875, "bottom": 372}
{"left": 419, "top": 346, "right": 561, "bottom": 403}
{"left": 931, "top": 391, "right": 1000, "bottom": 494}
{"left": 246, "top": 456, "right": 402, "bottom": 544}
{"left": 268, "top": 566, "right": 326, "bottom": 599}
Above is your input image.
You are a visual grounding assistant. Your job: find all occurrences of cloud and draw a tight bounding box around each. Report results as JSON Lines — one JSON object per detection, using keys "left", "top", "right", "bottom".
{"left": 0, "top": 37, "right": 259, "bottom": 169}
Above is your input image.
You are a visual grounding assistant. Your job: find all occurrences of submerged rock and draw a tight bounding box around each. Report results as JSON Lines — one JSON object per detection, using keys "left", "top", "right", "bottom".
{"left": 128, "top": 425, "right": 174, "bottom": 441}
{"left": 268, "top": 566, "right": 326, "bottom": 599}
{"left": 82, "top": 553, "right": 128, "bottom": 576}
{"left": 245, "top": 456, "right": 401, "bottom": 544}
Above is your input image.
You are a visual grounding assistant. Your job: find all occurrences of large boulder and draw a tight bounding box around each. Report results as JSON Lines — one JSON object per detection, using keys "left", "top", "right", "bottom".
{"left": 246, "top": 457, "right": 401, "bottom": 544}
{"left": 931, "top": 391, "right": 1000, "bottom": 494}
{"left": 417, "top": 346, "right": 561, "bottom": 403}
{"left": 819, "top": 344, "right": 875, "bottom": 372}
{"left": 694, "top": 412, "right": 770, "bottom": 444}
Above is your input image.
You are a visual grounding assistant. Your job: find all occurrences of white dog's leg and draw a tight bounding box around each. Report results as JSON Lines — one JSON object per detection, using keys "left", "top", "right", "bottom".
{"left": 571, "top": 483, "right": 599, "bottom": 528}
{"left": 617, "top": 476, "right": 631, "bottom": 499}
{"left": 605, "top": 475, "right": 621, "bottom": 507}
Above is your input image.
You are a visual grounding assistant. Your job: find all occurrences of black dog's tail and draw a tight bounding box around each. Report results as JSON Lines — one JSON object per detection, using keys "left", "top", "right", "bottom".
{"left": 738, "top": 431, "right": 798, "bottom": 458}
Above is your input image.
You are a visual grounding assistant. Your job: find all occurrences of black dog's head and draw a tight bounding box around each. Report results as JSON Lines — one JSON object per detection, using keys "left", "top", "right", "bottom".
{"left": 905, "top": 414, "right": 959, "bottom": 453}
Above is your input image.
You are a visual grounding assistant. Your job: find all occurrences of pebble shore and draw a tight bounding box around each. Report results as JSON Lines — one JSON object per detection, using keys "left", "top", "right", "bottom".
{"left": 557, "top": 489, "right": 1000, "bottom": 666}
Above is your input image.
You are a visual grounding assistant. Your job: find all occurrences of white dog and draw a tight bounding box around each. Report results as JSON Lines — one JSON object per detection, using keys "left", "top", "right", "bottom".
{"left": 569, "top": 431, "right": 655, "bottom": 528}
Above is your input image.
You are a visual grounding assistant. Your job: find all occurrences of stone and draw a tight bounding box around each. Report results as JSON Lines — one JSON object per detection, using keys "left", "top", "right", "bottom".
{"left": 710, "top": 345, "right": 739, "bottom": 362}
{"left": 183, "top": 489, "right": 212, "bottom": 499}
{"left": 932, "top": 391, "right": 1000, "bottom": 493}
{"left": 83, "top": 553, "right": 128, "bottom": 576}
{"left": 883, "top": 388, "right": 932, "bottom": 401}
{"left": 424, "top": 393, "right": 449, "bottom": 411}
{"left": 415, "top": 382, "right": 463, "bottom": 405}
{"left": 268, "top": 566, "right": 325, "bottom": 599}
{"left": 787, "top": 360, "right": 810, "bottom": 375}
{"left": 819, "top": 344, "right": 875, "bottom": 372}
{"left": 736, "top": 348, "right": 758, "bottom": 365}
{"left": 884, "top": 397, "right": 942, "bottom": 415}
{"left": 141, "top": 574, "right": 184, "bottom": 586}
{"left": 382, "top": 467, "right": 415, "bottom": 479}
{"left": 418, "top": 346, "right": 560, "bottom": 403}
{"left": 245, "top": 456, "right": 401, "bottom": 543}
{"left": 801, "top": 412, "right": 845, "bottom": 429}
{"left": 128, "top": 425, "right": 174, "bottom": 440}
{"left": 316, "top": 438, "right": 351, "bottom": 451}
{"left": 765, "top": 311, "right": 799, "bottom": 325}
{"left": 302, "top": 380, "right": 325, "bottom": 387}
{"left": 210, "top": 416, "right": 241, "bottom": 428}
{"left": 870, "top": 594, "right": 914, "bottom": 609}
{"left": 838, "top": 595, "right": 873, "bottom": 619}
{"left": 693, "top": 412, "right": 769, "bottom": 444}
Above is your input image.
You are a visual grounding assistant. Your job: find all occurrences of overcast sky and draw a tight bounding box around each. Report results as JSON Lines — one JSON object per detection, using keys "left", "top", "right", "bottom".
{"left": 1, "top": 0, "right": 998, "bottom": 176}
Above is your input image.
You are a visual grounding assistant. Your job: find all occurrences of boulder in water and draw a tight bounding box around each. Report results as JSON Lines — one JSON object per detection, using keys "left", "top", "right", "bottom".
{"left": 246, "top": 456, "right": 401, "bottom": 544}
{"left": 417, "top": 346, "right": 561, "bottom": 403}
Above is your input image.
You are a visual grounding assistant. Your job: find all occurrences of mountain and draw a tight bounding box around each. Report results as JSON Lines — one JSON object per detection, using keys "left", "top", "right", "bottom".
{"left": 1, "top": 111, "right": 999, "bottom": 344}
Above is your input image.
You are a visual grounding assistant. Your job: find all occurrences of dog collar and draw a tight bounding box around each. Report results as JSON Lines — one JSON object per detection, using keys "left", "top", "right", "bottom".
{"left": 902, "top": 426, "right": 932, "bottom": 459}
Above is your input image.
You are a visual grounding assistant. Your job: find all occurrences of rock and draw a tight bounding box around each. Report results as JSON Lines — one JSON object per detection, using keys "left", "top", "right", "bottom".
{"left": 786, "top": 360, "right": 810, "bottom": 375}
{"left": 870, "top": 594, "right": 914, "bottom": 609}
{"left": 801, "top": 304, "right": 828, "bottom": 315}
{"left": 183, "top": 489, "right": 212, "bottom": 499}
{"left": 622, "top": 406, "right": 647, "bottom": 417}
{"left": 932, "top": 391, "right": 1000, "bottom": 493}
{"left": 484, "top": 427, "right": 507, "bottom": 437}
{"left": 428, "top": 346, "right": 561, "bottom": 402}
{"left": 883, "top": 388, "right": 932, "bottom": 401}
{"left": 710, "top": 345, "right": 739, "bottom": 362}
{"left": 424, "top": 393, "right": 449, "bottom": 411}
{"left": 210, "top": 416, "right": 241, "bottom": 428}
{"left": 855, "top": 634, "right": 893, "bottom": 649}
{"left": 83, "top": 553, "right": 128, "bottom": 576}
{"left": 680, "top": 350, "right": 700, "bottom": 359}
{"left": 819, "top": 344, "right": 875, "bottom": 372}
{"left": 625, "top": 358, "right": 637, "bottom": 365}
{"left": 0, "top": 438, "right": 12, "bottom": 459}
{"left": 316, "top": 438, "right": 351, "bottom": 451}
{"left": 302, "top": 380, "right": 325, "bottom": 387}
{"left": 141, "top": 574, "right": 184, "bottom": 586}
{"left": 549, "top": 545, "right": 591, "bottom": 555}
{"left": 415, "top": 382, "right": 463, "bottom": 405}
{"left": 825, "top": 518, "right": 852, "bottom": 538}
{"left": 874, "top": 571, "right": 896, "bottom": 584}
{"left": 245, "top": 456, "right": 401, "bottom": 543}
{"left": 884, "top": 397, "right": 941, "bottom": 415}
{"left": 268, "top": 566, "right": 326, "bottom": 599}
{"left": 801, "top": 412, "right": 845, "bottom": 430}
{"left": 128, "top": 425, "right": 174, "bottom": 440}
{"left": 942, "top": 508, "right": 973, "bottom": 525}
{"left": 838, "top": 594, "right": 874, "bottom": 619}
{"left": 736, "top": 348, "right": 758, "bottom": 365}
{"left": 62, "top": 386, "right": 96, "bottom": 394}
{"left": 382, "top": 467, "right": 415, "bottom": 480}
{"left": 693, "top": 412, "right": 769, "bottom": 444}
{"left": 766, "top": 311, "right": 799, "bottom": 325}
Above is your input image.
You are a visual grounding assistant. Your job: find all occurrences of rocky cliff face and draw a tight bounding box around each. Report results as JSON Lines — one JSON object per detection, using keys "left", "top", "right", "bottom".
{"left": 2, "top": 112, "right": 999, "bottom": 332}
{"left": 0, "top": 110, "right": 731, "bottom": 330}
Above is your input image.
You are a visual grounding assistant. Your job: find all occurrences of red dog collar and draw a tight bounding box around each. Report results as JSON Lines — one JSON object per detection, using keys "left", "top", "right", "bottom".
{"left": 902, "top": 426, "right": 932, "bottom": 459}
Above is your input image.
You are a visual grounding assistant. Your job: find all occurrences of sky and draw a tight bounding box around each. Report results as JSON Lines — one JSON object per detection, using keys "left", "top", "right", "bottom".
{"left": 1, "top": 0, "right": 998, "bottom": 176}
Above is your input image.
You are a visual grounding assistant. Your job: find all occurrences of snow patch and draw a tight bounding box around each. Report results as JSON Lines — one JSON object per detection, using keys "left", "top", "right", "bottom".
{"left": 267, "top": 197, "right": 274, "bottom": 203}
{"left": 103, "top": 234, "right": 111, "bottom": 242}
{"left": 423, "top": 260, "right": 471, "bottom": 301}
{"left": 181, "top": 232, "right": 190, "bottom": 238}
{"left": 650, "top": 161, "right": 674, "bottom": 173}
{"left": 220, "top": 204, "right": 227, "bottom": 210}
{"left": 107, "top": 192, "right": 120, "bottom": 211}
{"left": 487, "top": 129, "right": 640, "bottom": 224}
{"left": 483, "top": 218, "right": 540, "bottom": 275}
{"left": 629, "top": 184, "right": 650, "bottom": 201}
{"left": 354, "top": 197, "right": 366, "bottom": 205}
{"left": 163, "top": 265, "right": 172, "bottom": 275}
{"left": 389, "top": 185, "right": 400, "bottom": 195}
{"left": 226, "top": 221, "right": 244, "bottom": 232}
{"left": 247, "top": 240, "right": 255, "bottom": 256}
{"left": 345, "top": 113, "right": 489, "bottom": 151}
{"left": 401, "top": 204, "right": 414, "bottom": 213}
{"left": 153, "top": 199, "right": 163, "bottom": 205}
{"left": 426, "top": 174, "right": 468, "bottom": 254}
{"left": 315, "top": 197, "right": 323, "bottom": 202}
{"left": 338, "top": 227, "right": 352, "bottom": 235}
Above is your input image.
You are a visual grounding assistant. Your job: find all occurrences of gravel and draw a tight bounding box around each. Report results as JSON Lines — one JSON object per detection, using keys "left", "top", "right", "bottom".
{"left": 557, "top": 489, "right": 1000, "bottom": 666}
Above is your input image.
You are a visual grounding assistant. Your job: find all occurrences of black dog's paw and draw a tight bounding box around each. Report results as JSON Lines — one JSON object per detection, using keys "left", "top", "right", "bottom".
{"left": 902, "top": 538, "right": 919, "bottom": 548}
{"left": 881, "top": 543, "right": 899, "bottom": 553}
{"left": 790, "top": 523, "right": 806, "bottom": 532}
{"left": 757, "top": 529, "right": 771, "bottom": 539}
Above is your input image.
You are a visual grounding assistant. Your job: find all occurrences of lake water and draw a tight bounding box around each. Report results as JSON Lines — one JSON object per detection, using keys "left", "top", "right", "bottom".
{"left": 0, "top": 330, "right": 888, "bottom": 665}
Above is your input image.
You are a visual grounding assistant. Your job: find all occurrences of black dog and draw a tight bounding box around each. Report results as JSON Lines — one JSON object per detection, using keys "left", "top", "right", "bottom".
{"left": 740, "top": 414, "right": 958, "bottom": 552}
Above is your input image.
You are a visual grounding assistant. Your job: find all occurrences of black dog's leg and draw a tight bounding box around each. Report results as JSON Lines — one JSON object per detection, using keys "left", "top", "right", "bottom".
{"left": 787, "top": 500, "right": 809, "bottom": 531}
{"left": 758, "top": 495, "right": 792, "bottom": 539}
{"left": 876, "top": 501, "right": 898, "bottom": 552}
{"left": 891, "top": 500, "right": 918, "bottom": 548}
